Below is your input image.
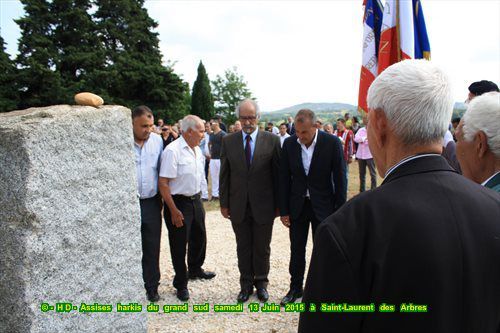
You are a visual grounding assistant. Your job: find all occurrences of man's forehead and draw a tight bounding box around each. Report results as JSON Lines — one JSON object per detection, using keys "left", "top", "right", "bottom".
{"left": 240, "top": 103, "right": 256, "bottom": 114}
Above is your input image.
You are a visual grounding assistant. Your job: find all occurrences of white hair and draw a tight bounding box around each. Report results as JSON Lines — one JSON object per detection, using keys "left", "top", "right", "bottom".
{"left": 367, "top": 59, "right": 453, "bottom": 146}
{"left": 462, "top": 92, "right": 500, "bottom": 158}
{"left": 180, "top": 115, "right": 203, "bottom": 132}
{"left": 235, "top": 98, "right": 261, "bottom": 119}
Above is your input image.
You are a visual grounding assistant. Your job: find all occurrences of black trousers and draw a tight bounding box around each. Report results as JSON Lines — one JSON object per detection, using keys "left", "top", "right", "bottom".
{"left": 164, "top": 194, "right": 207, "bottom": 290}
{"left": 140, "top": 195, "right": 162, "bottom": 292}
{"left": 204, "top": 159, "right": 209, "bottom": 180}
{"left": 289, "top": 198, "right": 321, "bottom": 290}
{"left": 358, "top": 158, "right": 377, "bottom": 192}
{"left": 231, "top": 203, "right": 274, "bottom": 290}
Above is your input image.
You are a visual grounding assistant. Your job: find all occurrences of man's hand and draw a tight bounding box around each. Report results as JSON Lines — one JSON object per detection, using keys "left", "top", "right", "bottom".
{"left": 280, "top": 215, "right": 291, "bottom": 228}
{"left": 171, "top": 207, "right": 184, "bottom": 228}
{"left": 221, "top": 207, "right": 230, "bottom": 219}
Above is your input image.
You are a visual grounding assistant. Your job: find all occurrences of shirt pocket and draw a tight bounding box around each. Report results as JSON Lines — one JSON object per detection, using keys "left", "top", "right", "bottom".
{"left": 177, "top": 158, "right": 193, "bottom": 176}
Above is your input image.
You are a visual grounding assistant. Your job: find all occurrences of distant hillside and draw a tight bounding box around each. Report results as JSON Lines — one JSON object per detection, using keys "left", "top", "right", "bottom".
{"left": 260, "top": 101, "right": 468, "bottom": 124}
{"left": 261, "top": 102, "right": 358, "bottom": 123}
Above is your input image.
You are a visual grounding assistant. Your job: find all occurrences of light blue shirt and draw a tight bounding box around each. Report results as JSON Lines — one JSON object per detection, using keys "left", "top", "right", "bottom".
{"left": 134, "top": 133, "right": 163, "bottom": 199}
{"left": 242, "top": 128, "right": 258, "bottom": 162}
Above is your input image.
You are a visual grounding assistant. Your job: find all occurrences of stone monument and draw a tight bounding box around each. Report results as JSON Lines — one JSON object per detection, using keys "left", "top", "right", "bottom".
{"left": 0, "top": 105, "right": 146, "bottom": 332}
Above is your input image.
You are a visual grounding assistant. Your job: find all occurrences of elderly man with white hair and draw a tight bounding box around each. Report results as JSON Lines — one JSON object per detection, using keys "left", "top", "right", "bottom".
{"left": 299, "top": 60, "right": 500, "bottom": 333}
{"left": 159, "top": 115, "right": 215, "bottom": 302}
{"left": 456, "top": 92, "right": 500, "bottom": 192}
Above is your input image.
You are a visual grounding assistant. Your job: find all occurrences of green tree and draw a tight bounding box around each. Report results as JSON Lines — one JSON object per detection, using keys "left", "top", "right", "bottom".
{"left": 50, "top": 0, "right": 105, "bottom": 100}
{"left": 93, "top": 0, "right": 188, "bottom": 118}
{"left": 211, "top": 66, "right": 253, "bottom": 124}
{"left": 191, "top": 61, "right": 214, "bottom": 121}
{"left": 0, "top": 35, "right": 19, "bottom": 112}
{"left": 15, "top": 0, "right": 64, "bottom": 109}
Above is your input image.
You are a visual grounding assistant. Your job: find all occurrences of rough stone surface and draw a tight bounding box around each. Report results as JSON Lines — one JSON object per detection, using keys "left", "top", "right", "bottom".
{"left": 0, "top": 105, "right": 146, "bottom": 332}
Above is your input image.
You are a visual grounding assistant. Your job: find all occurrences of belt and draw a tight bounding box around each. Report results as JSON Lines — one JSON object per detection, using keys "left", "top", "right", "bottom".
{"left": 172, "top": 192, "right": 201, "bottom": 201}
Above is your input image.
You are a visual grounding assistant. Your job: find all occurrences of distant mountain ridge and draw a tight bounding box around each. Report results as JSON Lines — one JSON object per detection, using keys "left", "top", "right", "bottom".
{"left": 263, "top": 102, "right": 357, "bottom": 115}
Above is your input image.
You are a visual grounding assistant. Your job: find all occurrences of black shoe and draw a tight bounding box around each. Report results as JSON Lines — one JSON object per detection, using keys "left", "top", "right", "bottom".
{"left": 188, "top": 269, "right": 216, "bottom": 280}
{"left": 237, "top": 288, "right": 253, "bottom": 303}
{"left": 280, "top": 288, "right": 303, "bottom": 306}
{"left": 176, "top": 288, "right": 190, "bottom": 301}
{"left": 146, "top": 289, "right": 160, "bottom": 302}
{"left": 211, "top": 197, "right": 219, "bottom": 201}
{"left": 256, "top": 288, "right": 269, "bottom": 302}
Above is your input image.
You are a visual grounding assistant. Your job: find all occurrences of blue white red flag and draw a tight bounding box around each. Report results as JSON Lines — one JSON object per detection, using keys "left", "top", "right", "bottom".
{"left": 358, "top": 0, "right": 383, "bottom": 113}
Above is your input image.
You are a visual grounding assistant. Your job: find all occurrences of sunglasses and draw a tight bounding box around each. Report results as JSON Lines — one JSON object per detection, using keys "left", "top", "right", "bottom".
{"left": 162, "top": 128, "right": 169, "bottom": 131}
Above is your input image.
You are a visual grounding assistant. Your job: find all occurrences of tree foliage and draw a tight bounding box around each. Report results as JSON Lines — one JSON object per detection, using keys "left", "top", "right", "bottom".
{"left": 191, "top": 61, "right": 214, "bottom": 121}
{"left": 0, "top": 35, "right": 19, "bottom": 112}
{"left": 15, "top": 0, "right": 64, "bottom": 109}
{"left": 7, "top": 0, "right": 189, "bottom": 117}
{"left": 211, "top": 66, "right": 253, "bottom": 124}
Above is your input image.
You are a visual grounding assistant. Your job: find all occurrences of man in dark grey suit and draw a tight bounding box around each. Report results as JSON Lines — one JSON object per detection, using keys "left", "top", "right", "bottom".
{"left": 220, "top": 99, "right": 280, "bottom": 303}
{"left": 299, "top": 60, "right": 500, "bottom": 333}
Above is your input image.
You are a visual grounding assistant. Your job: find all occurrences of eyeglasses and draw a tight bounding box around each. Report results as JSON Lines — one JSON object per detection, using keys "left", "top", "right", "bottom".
{"left": 239, "top": 116, "right": 257, "bottom": 121}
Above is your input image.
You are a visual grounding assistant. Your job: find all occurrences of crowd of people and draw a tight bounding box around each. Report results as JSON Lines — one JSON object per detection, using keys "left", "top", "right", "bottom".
{"left": 132, "top": 59, "right": 499, "bottom": 331}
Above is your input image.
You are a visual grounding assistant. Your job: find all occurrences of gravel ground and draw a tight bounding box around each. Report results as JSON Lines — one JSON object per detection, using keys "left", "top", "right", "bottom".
{"left": 147, "top": 210, "right": 313, "bottom": 333}
{"left": 147, "top": 166, "right": 384, "bottom": 332}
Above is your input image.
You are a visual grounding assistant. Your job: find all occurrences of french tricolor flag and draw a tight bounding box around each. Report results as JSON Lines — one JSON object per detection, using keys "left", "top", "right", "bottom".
{"left": 358, "top": 0, "right": 383, "bottom": 114}
{"left": 378, "top": 0, "right": 431, "bottom": 74}
{"left": 358, "top": 0, "right": 431, "bottom": 113}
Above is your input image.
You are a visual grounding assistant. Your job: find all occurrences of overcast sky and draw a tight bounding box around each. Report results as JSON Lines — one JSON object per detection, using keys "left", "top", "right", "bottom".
{"left": 1, "top": 0, "right": 499, "bottom": 111}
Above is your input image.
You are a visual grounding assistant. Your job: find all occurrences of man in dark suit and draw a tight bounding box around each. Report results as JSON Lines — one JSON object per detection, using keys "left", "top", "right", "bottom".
{"left": 279, "top": 109, "right": 347, "bottom": 306}
{"left": 299, "top": 60, "right": 500, "bottom": 332}
{"left": 220, "top": 99, "right": 281, "bottom": 303}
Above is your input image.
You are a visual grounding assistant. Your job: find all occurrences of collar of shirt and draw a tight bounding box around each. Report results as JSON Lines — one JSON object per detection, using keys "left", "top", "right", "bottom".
{"left": 242, "top": 127, "right": 258, "bottom": 143}
{"left": 297, "top": 129, "right": 318, "bottom": 148}
{"left": 481, "top": 171, "right": 500, "bottom": 186}
{"left": 384, "top": 153, "right": 442, "bottom": 178}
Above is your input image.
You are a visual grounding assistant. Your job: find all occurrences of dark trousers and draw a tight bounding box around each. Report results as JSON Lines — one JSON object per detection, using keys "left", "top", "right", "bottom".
{"left": 204, "top": 159, "right": 209, "bottom": 180}
{"left": 358, "top": 158, "right": 377, "bottom": 192}
{"left": 140, "top": 195, "right": 162, "bottom": 292}
{"left": 289, "top": 198, "right": 321, "bottom": 290}
{"left": 231, "top": 203, "right": 273, "bottom": 290}
{"left": 164, "top": 194, "right": 206, "bottom": 290}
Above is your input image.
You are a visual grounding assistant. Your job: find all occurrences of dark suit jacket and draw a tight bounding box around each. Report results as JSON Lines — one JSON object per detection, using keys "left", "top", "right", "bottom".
{"left": 220, "top": 130, "right": 280, "bottom": 224}
{"left": 279, "top": 131, "right": 347, "bottom": 222}
{"left": 299, "top": 155, "right": 500, "bottom": 333}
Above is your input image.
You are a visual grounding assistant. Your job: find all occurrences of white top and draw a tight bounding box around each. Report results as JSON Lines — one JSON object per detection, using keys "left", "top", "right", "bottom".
{"left": 443, "top": 130, "right": 454, "bottom": 147}
{"left": 384, "top": 154, "right": 441, "bottom": 178}
{"left": 279, "top": 132, "right": 290, "bottom": 147}
{"left": 481, "top": 171, "right": 500, "bottom": 186}
{"left": 271, "top": 126, "right": 279, "bottom": 135}
{"left": 159, "top": 136, "right": 206, "bottom": 196}
{"left": 134, "top": 133, "right": 164, "bottom": 199}
{"left": 297, "top": 129, "right": 318, "bottom": 197}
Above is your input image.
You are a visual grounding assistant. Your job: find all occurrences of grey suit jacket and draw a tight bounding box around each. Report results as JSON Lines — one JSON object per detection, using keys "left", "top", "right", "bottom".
{"left": 220, "top": 130, "right": 280, "bottom": 224}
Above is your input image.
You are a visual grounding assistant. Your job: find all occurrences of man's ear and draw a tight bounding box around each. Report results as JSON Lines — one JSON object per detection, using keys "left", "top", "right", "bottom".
{"left": 370, "top": 108, "right": 388, "bottom": 149}
{"left": 474, "top": 130, "right": 489, "bottom": 158}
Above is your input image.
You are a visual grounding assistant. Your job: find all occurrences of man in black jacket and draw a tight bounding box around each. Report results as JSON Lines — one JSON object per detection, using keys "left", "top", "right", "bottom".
{"left": 299, "top": 60, "right": 500, "bottom": 332}
{"left": 279, "top": 109, "right": 347, "bottom": 306}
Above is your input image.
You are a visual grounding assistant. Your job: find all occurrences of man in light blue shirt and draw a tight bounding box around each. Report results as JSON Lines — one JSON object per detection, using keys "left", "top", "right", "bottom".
{"left": 133, "top": 105, "right": 164, "bottom": 302}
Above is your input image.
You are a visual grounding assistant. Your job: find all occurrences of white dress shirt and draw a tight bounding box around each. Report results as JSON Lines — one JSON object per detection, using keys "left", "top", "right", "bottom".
{"left": 279, "top": 132, "right": 290, "bottom": 147}
{"left": 134, "top": 132, "right": 164, "bottom": 199}
{"left": 159, "top": 136, "right": 205, "bottom": 196}
{"left": 297, "top": 129, "right": 318, "bottom": 197}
